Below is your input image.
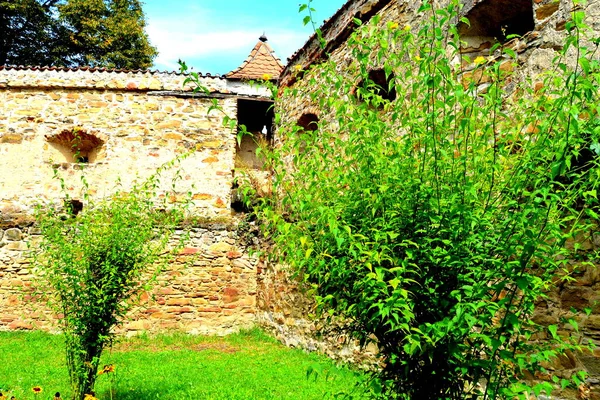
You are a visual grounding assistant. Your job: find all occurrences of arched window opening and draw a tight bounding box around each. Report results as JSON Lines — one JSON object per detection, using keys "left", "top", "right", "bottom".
{"left": 46, "top": 128, "right": 104, "bottom": 164}
{"left": 297, "top": 113, "right": 319, "bottom": 132}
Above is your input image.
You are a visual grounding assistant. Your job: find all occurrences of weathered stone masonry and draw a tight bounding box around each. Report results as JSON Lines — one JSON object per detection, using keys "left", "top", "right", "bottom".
{"left": 4, "top": 1, "right": 600, "bottom": 397}
{"left": 0, "top": 63, "right": 273, "bottom": 334}
{"left": 257, "top": 0, "right": 600, "bottom": 397}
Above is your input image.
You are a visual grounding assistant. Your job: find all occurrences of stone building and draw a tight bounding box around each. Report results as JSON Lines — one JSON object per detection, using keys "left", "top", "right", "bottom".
{"left": 0, "top": 36, "right": 282, "bottom": 334}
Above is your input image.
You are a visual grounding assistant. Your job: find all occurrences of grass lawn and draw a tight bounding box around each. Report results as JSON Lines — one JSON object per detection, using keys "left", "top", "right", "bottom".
{"left": 0, "top": 328, "right": 366, "bottom": 400}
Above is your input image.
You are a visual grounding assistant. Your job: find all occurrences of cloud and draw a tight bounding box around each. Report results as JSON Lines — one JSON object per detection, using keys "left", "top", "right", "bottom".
{"left": 146, "top": 12, "right": 308, "bottom": 73}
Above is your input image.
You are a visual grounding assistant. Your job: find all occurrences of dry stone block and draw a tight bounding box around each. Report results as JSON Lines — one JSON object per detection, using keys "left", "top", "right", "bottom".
{"left": 4, "top": 228, "right": 22, "bottom": 241}
{"left": 536, "top": 2, "right": 560, "bottom": 20}
{"left": 5, "top": 241, "right": 27, "bottom": 251}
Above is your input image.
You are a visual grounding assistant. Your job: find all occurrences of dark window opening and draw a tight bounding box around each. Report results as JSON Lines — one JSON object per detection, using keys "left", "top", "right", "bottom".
{"left": 458, "top": 0, "right": 535, "bottom": 43}
{"left": 65, "top": 199, "right": 83, "bottom": 216}
{"left": 355, "top": 69, "right": 397, "bottom": 106}
{"left": 235, "top": 99, "right": 274, "bottom": 170}
{"left": 297, "top": 113, "right": 320, "bottom": 153}
{"left": 46, "top": 129, "right": 104, "bottom": 164}
{"left": 297, "top": 113, "right": 319, "bottom": 132}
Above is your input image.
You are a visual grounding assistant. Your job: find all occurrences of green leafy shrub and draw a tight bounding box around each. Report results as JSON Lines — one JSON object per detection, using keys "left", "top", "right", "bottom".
{"left": 255, "top": 0, "right": 600, "bottom": 398}
{"left": 34, "top": 163, "right": 189, "bottom": 400}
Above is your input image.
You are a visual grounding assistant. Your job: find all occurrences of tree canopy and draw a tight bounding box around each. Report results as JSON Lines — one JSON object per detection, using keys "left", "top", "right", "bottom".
{"left": 0, "top": 0, "right": 157, "bottom": 69}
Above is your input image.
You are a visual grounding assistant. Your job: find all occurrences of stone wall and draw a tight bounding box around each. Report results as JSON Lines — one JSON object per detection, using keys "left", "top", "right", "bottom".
{"left": 262, "top": 0, "right": 600, "bottom": 397}
{"left": 0, "top": 222, "right": 258, "bottom": 335}
{"left": 0, "top": 67, "right": 244, "bottom": 225}
{"left": 0, "top": 67, "right": 269, "bottom": 335}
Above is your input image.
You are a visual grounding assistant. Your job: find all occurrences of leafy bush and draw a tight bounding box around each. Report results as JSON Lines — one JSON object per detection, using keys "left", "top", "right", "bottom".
{"left": 256, "top": 0, "right": 600, "bottom": 398}
{"left": 34, "top": 163, "right": 189, "bottom": 400}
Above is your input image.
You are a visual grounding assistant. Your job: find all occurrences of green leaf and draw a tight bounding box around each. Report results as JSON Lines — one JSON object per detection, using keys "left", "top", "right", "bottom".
{"left": 548, "top": 325, "right": 558, "bottom": 339}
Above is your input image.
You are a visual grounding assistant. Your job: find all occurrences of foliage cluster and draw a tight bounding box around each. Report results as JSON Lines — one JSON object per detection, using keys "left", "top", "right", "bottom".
{"left": 0, "top": 0, "right": 156, "bottom": 68}
{"left": 254, "top": 0, "right": 600, "bottom": 398}
{"left": 34, "top": 163, "right": 188, "bottom": 400}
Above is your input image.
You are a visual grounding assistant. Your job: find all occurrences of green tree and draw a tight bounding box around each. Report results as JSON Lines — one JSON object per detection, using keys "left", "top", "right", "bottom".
{"left": 253, "top": 1, "right": 599, "bottom": 399}
{"left": 35, "top": 160, "right": 189, "bottom": 400}
{"left": 0, "top": 0, "right": 64, "bottom": 66}
{"left": 0, "top": 0, "right": 156, "bottom": 68}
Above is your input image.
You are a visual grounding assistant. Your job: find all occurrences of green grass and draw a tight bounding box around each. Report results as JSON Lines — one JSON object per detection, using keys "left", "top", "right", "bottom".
{"left": 0, "top": 328, "right": 367, "bottom": 399}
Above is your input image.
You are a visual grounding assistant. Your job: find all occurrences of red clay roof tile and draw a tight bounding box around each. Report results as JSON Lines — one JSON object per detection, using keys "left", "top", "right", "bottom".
{"left": 226, "top": 36, "right": 284, "bottom": 80}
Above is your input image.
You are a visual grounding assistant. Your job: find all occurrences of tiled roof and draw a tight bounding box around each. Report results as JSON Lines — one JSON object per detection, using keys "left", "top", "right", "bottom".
{"left": 0, "top": 65, "right": 222, "bottom": 77}
{"left": 281, "top": 0, "right": 393, "bottom": 86}
{"left": 226, "top": 36, "right": 284, "bottom": 80}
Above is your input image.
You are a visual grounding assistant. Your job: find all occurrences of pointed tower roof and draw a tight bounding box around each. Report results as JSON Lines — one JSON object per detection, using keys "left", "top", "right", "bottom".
{"left": 226, "top": 35, "right": 284, "bottom": 80}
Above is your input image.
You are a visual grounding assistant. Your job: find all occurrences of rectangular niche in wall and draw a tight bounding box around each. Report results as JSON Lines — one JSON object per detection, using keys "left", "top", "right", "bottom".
{"left": 458, "top": 0, "right": 535, "bottom": 50}
{"left": 235, "top": 98, "right": 274, "bottom": 170}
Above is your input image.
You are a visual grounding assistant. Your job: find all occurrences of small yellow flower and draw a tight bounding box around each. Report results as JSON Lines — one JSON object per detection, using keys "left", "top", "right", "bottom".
{"left": 389, "top": 22, "right": 399, "bottom": 29}
{"left": 403, "top": 24, "right": 411, "bottom": 31}
{"left": 32, "top": 387, "right": 42, "bottom": 394}
{"left": 84, "top": 394, "right": 98, "bottom": 400}
{"left": 294, "top": 64, "right": 302, "bottom": 71}
{"left": 474, "top": 56, "right": 486, "bottom": 65}
{"left": 415, "top": 56, "right": 423, "bottom": 61}
{"left": 98, "top": 364, "right": 115, "bottom": 375}
{"left": 261, "top": 73, "right": 272, "bottom": 81}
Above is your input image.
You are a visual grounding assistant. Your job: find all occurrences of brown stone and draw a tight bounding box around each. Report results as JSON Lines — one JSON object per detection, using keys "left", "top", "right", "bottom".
{"left": 196, "top": 140, "right": 224, "bottom": 149}
{"left": 5, "top": 241, "right": 28, "bottom": 251}
{"left": 198, "top": 307, "right": 221, "bottom": 313}
{"left": 163, "top": 132, "right": 183, "bottom": 140}
{"left": 203, "top": 156, "right": 219, "bottom": 163}
{"left": 586, "top": 315, "right": 600, "bottom": 330}
{"left": 0, "top": 134, "right": 23, "bottom": 144}
{"left": 536, "top": 2, "right": 560, "bottom": 20}
{"left": 4, "top": 227, "right": 22, "bottom": 241}
{"left": 173, "top": 307, "right": 193, "bottom": 314}
{"left": 126, "top": 321, "right": 148, "bottom": 331}
{"left": 192, "top": 193, "right": 213, "bottom": 200}
{"left": 223, "top": 287, "right": 240, "bottom": 303}
{"left": 180, "top": 247, "right": 200, "bottom": 255}
{"left": 166, "top": 298, "right": 191, "bottom": 306}
{"left": 561, "top": 286, "right": 594, "bottom": 310}
{"left": 8, "top": 320, "right": 33, "bottom": 330}
{"left": 214, "top": 198, "right": 226, "bottom": 208}
{"left": 226, "top": 250, "right": 243, "bottom": 259}
{"left": 156, "top": 120, "right": 182, "bottom": 129}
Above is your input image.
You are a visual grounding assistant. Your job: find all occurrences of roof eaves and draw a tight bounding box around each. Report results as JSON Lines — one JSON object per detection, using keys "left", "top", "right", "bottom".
{"left": 0, "top": 65, "right": 224, "bottom": 78}
{"left": 281, "top": 0, "right": 393, "bottom": 86}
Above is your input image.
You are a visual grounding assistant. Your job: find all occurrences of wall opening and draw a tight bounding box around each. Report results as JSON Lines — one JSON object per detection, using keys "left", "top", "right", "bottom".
{"left": 46, "top": 128, "right": 104, "bottom": 164}
{"left": 458, "top": 0, "right": 535, "bottom": 45}
{"left": 65, "top": 199, "right": 84, "bottom": 216}
{"left": 297, "top": 113, "right": 319, "bottom": 132}
{"left": 235, "top": 99, "right": 273, "bottom": 170}
{"left": 232, "top": 99, "right": 274, "bottom": 212}
{"left": 355, "top": 69, "right": 397, "bottom": 107}
{"left": 296, "top": 113, "right": 320, "bottom": 154}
